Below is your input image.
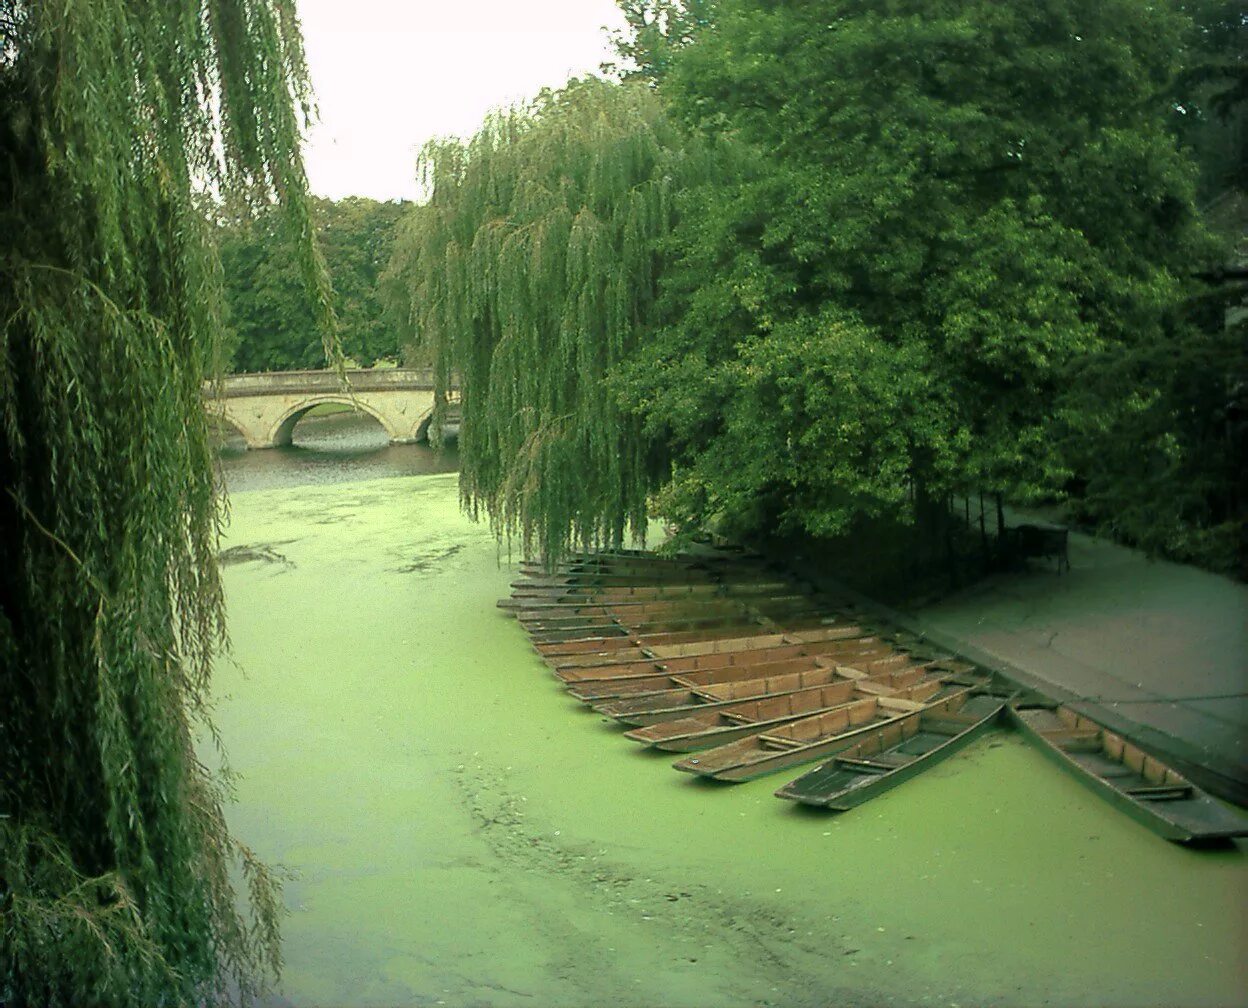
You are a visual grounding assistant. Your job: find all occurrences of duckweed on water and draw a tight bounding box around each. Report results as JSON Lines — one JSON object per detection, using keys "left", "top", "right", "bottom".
{"left": 215, "top": 473, "right": 1247, "bottom": 1008}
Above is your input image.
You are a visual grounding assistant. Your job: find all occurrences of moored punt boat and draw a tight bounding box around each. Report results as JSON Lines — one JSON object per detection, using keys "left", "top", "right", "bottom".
{"left": 561, "top": 640, "right": 905, "bottom": 700}
{"left": 523, "top": 597, "right": 835, "bottom": 640}
{"left": 516, "top": 593, "right": 816, "bottom": 625}
{"left": 1007, "top": 704, "right": 1248, "bottom": 844}
{"left": 532, "top": 612, "right": 843, "bottom": 656}
{"left": 499, "top": 583, "right": 808, "bottom": 611}
{"left": 520, "top": 598, "right": 842, "bottom": 636}
{"left": 565, "top": 647, "right": 900, "bottom": 702}
{"left": 519, "top": 548, "right": 764, "bottom": 572}
{"left": 507, "top": 579, "right": 795, "bottom": 604}
{"left": 551, "top": 625, "right": 867, "bottom": 673}
{"left": 518, "top": 551, "right": 759, "bottom": 575}
{"left": 775, "top": 690, "right": 1012, "bottom": 809}
{"left": 624, "top": 677, "right": 947, "bottom": 752}
{"left": 595, "top": 662, "right": 937, "bottom": 726}
{"left": 512, "top": 564, "right": 777, "bottom": 588}
{"left": 673, "top": 681, "right": 979, "bottom": 782}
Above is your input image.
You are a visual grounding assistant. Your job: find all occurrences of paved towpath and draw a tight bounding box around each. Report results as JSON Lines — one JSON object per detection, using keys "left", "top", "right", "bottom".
{"left": 909, "top": 528, "right": 1248, "bottom": 804}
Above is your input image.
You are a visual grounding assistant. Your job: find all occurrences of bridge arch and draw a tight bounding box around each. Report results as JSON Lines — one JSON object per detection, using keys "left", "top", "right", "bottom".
{"left": 268, "top": 395, "right": 395, "bottom": 448}
{"left": 203, "top": 369, "right": 448, "bottom": 449}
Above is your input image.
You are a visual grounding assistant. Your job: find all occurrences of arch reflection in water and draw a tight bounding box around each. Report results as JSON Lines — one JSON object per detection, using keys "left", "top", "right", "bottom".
{"left": 216, "top": 407, "right": 458, "bottom": 493}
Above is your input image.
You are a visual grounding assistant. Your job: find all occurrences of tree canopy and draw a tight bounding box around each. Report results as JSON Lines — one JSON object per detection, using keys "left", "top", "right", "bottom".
{"left": 389, "top": 0, "right": 1242, "bottom": 573}
{"left": 1, "top": 1, "right": 329, "bottom": 1003}
{"left": 385, "top": 78, "right": 684, "bottom": 559}
{"left": 619, "top": 0, "right": 1214, "bottom": 541}
{"left": 218, "top": 196, "right": 408, "bottom": 372}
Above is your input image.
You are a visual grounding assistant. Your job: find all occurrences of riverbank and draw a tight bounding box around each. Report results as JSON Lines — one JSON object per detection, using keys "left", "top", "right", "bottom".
{"left": 914, "top": 527, "right": 1248, "bottom": 806}
{"left": 214, "top": 473, "right": 1246, "bottom": 1008}
{"left": 781, "top": 519, "right": 1248, "bottom": 805}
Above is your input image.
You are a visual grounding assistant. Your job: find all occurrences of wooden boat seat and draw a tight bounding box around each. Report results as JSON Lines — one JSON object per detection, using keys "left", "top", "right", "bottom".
{"left": 720, "top": 711, "right": 755, "bottom": 724}
{"left": 1042, "top": 728, "right": 1101, "bottom": 748}
{"left": 1060, "top": 736, "right": 1105, "bottom": 754}
{"left": 757, "top": 734, "right": 805, "bottom": 751}
{"left": 836, "top": 754, "right": 910, "bottom": 772}
{"left": 1124, "top": 784, "right": 1193, "bottom": 801}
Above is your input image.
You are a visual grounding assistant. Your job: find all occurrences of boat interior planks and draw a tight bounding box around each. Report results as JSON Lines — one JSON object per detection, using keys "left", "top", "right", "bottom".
{"left": 1008, "top": 704, "right": 1248, "bottom": 844}
{"left": 775, "top": 690, "right": 1014, "bottom": 809}
{"left": 500, "top": 548, "right": 1243, "bottom": 843}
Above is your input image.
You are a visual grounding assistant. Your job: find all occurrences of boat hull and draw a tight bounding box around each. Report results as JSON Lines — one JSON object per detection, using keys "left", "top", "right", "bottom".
{"left": 1007, "top": 705, "right": 1248, "bottom": 844}
{"left": 776, "top": 694, "right": 1008, "bottom": 809}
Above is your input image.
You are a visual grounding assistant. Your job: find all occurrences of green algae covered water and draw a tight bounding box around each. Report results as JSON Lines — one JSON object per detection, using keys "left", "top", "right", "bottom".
{"left": 215, "top": 472, "right": 1248, "bottom": 1008}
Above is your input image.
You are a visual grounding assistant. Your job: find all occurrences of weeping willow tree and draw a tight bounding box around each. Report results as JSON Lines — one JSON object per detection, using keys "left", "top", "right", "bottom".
{"left": 386, "top": 78, "right": 683, "bottom": 562}
{"left": 0, "top": 1, "right": 332, "bottom": 1003}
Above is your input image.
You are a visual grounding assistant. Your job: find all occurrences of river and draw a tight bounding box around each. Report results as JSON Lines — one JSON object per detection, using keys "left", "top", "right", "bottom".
{"left": 214, "top": 411, "right": 1248, "bottom": 1008}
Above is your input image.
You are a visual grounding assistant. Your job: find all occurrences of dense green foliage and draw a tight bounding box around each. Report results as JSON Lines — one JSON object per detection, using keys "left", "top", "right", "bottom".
{"left": 391, "top": 0, "right": 1242, "bottom": 573}
{"left": 218, "top": 196, "right": 407, "bottom": 372}
{"left": 621, "top": 0, "right": 1219, "bottom": 546}
{"left": 0, "top": 1, "right": 330, "bottom": 1003}
{"left": 386, "top": 79, "right": 684, "bottom": 558}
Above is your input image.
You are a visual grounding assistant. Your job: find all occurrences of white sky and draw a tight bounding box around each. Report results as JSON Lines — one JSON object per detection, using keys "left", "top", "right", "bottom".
{"left": 296, "top": 1, "right": 629, "bottom": 203}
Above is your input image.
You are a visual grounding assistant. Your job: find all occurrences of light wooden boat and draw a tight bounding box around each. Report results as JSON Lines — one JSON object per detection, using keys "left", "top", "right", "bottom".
{"left": 512, "top": 563, "right": 777, "bottom": 588}
{"left": 551, "top": 624, "right": 866, "bottom": 674}
{"left": 775, "top": 690, "right": 1011, "bottom": 808}
{"left": 518, "top": 550, "right": 764, "bottom": 575}
{"left": 533, "top": 614, "right": 841, "bottom": 657}
{"left": 563, "top": 642, "right": 906, "bottom": 700}
{"left": 519, "top": 600, "right": 812, "bottom": 632}
{"left": 500, "top": 584, "right": 810, "bottom": 612}
{"left": 523, "top": 599, "right": 834, "bottom": 643}
{"left": 625, "top": 676, "right": 946, "bottom": 752}
{"left": 1008, "top": 704, "right": 1248, "bottom": 843}
{"left": 672, "top": 682, "right": 977, "bottom": 782}
{"left": 507, "top": 579, "right": 795, "bottom": 604}
{"left": 595, "top": 661, "right": 936, "bottom": 726}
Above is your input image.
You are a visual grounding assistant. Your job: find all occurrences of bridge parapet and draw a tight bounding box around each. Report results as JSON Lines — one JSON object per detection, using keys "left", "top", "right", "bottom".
{"left": 205, "top": 368, "right": 455, "bottom": 449}
{"left": 210, "top": 368, "right": 440, "bottom": 398}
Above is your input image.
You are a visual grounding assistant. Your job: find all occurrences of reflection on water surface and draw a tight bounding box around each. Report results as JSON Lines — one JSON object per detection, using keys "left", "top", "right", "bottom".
{"left": 217, "top": 410, "right": 458, "bottom": 493}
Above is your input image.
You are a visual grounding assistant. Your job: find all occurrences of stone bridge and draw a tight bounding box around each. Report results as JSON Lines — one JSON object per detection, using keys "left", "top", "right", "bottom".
{"left": 205, "top": 369, "right": 457, "bottom": 449}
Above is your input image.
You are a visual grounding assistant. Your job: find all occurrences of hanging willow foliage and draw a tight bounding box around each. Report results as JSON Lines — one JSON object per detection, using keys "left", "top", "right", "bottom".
{"left": 387, "top": 78, "right": 683, "bottom": 562}
{"left": 0, "top": 2, "right": 332, "bottom": 1004}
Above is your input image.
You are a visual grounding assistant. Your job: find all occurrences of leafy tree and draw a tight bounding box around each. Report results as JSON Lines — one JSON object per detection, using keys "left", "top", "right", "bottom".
{"left": 385, "top": 78, "right": 685, "bottom": 559}
{"left": 604, "top": 0, "right": 715, "bottom": 83}
{"left": 1173, "top": 1, "right": 1246, "bottom": 200}
{"left": 0, "top": 1, "right": 330, "bottom": 1003}
{"left": 615, "top": 0, "right": 1215, "bottom": 552}
{"left": 219, "top": 196, "right": 408, "bottom": 372}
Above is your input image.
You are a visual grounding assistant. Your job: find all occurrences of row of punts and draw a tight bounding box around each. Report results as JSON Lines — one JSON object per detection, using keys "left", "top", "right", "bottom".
{"left": 501, "top": 548, "right": 1248, "bottom": 845}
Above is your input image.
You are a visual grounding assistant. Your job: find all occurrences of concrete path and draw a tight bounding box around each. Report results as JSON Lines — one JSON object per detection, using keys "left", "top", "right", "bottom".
{"left": 911, "top": 528, "right": 1248, "bottom": 805}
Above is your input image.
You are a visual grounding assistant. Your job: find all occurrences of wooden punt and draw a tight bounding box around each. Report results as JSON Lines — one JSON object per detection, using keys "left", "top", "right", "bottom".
{"left": 519, "top": 598, "right": 816, "bottom": 631}
{"left": 624, "top": 676, "right": 946, "bottom": 752}
{"left": 516, "top": 598, "right": 838, "bottom": 628}
{"left": 518, "top": 552, "right": 736, "bottom": 571}
{"left": 512, "top": 565, "right": 777, "bottom": 589}
{"left": 672, "top": 682, "right": 978, "bottom": 782}
{"left": 534, "top": 614, "right": 846, "bottom": 657}
{"left": 516, "top": 593, "right": 808, "bottom": 626}
{"left": 775, "top": 690, "right": 1011, "bottom": 809}
{"left": 530, "top": 603, "right": 844, "bottom": 645}
{"left": 562, "top": 642, "right": 902, "bottom": 700}
{"left": 507, "top": 580, "right": 795, "bottom": 604}
{"left": 552, "top": 625, "right": 869, "bottom": 677}
{"left": 566, "top": 643, "right": 908, "bottom": 698}
{"left": 595, "top": 662, "right": 936, "bottom": 726}
{"left": 1007, "top": 704, "right": 1248, "bottom": 843}
{"left": 501, "top": 584, "right": 811, "bottom": 612}
{"left": 509, "top": 569, "right": 780, "bottom": 590}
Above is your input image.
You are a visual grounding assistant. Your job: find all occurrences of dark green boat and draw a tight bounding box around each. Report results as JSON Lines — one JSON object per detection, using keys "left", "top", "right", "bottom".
{"left": 1007, "top": 704, "right": 1248, "bottom": 844}
{"left": 774, "top": 690, "right": 1011, "bottom": 809}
